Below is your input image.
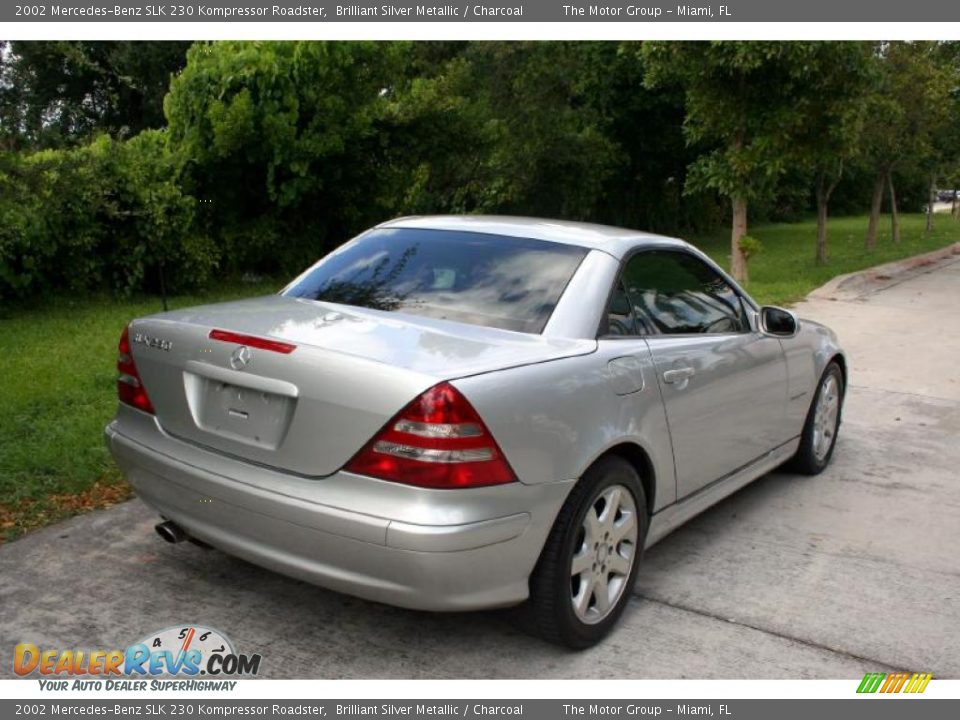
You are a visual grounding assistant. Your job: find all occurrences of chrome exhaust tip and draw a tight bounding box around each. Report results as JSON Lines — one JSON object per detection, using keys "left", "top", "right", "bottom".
{"left": 155, "top": 520, "right": 187, "bottom": 544}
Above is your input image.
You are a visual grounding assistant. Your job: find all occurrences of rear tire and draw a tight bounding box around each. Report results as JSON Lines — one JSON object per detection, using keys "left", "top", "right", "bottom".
{"left": 526, "top": 456, "right": 648, "bottom": 649}
{"left": 790, "top": 361, "right": 844, "bottom": 475}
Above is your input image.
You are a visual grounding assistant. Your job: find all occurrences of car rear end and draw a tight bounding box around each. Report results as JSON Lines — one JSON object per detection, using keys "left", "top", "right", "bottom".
{"left": 106, "top": 224, "right": 595, "bottom": 610}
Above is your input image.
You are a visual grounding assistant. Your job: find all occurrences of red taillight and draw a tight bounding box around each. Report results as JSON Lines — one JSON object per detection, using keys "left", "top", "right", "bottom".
{"left": 345, "top": 382, "right": 516, "bottom": 489}
{"left": 117, "top": 326, "right": 155, "bottom": 414}
{"left": 208, "top": 329, "right": 296, "bottom": 354}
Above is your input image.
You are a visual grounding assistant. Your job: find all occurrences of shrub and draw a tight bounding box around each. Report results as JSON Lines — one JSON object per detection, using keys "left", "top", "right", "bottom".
{"left": 738, "top": 234, "right": 764, "bottom": 261}
{"left": 165, "top": 41, "right": 410, "bottom": 274}
{"left": 0, "top": 132, "right": 215, "bottom": 301}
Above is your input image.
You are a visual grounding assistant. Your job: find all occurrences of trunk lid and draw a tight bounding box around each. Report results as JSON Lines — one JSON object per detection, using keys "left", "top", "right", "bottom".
{"left": 129, "top": 295, "right": 594, "bottom": 476}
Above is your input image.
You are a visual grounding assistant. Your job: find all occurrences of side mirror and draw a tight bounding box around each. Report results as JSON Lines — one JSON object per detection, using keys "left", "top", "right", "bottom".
{"left": 759, "top": 306, "right": 799, "bottom": 337}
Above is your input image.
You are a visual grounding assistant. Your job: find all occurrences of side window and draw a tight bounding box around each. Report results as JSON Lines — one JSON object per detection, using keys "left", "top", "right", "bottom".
{"left": 622, "top": 250, "right": 748, "bottom": 335}
{"left": 599, "top": 281, "right": 637, "bottom": 337}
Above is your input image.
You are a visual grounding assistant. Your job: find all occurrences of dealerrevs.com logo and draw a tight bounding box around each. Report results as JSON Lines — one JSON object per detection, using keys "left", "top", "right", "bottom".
{"left": 14, "top": 625, "right": 261, "bottom": 690}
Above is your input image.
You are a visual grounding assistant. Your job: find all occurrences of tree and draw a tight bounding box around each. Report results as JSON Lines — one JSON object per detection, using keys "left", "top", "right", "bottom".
{"left": 642, "top": 42, "right": 825, "bottom": 283}
{"left": 391, "top": 42, "right": 623, "bottom": 221}
{"left": 462, "top": 43, "right": 621, "bottom": 220}
{"left": 605, "top": 43, "right": 716, "bottom": 234}
{"left": 0, "top": 42, "right": 13, "bottom": 150}
{"left": 790, "top": 43, "right": 874, "bottom": 265}
{"left": 859, "top": 42, "right": 951, "bottom": 249}
{"left": 0, "top": 132, "right": 211, "bottom": 301}
{"left": 0, "top": 41, "right": 190, "bottom": 150}
{"left": 165, "top": 41, "right": 412, "bottom": 273}
{"left": 928, "top": 42, "right": 960, "bottom": 226}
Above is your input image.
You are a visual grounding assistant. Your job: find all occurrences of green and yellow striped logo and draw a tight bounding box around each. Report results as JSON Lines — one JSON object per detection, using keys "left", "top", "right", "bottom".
{"left": 857, "top": 672, "right": 933, "bottom": 694}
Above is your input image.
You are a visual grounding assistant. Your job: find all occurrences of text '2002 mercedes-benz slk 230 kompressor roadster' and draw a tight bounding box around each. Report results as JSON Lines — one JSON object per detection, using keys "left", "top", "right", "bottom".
{"left": 106, "top": 215, "right": 846, "bottom": 648}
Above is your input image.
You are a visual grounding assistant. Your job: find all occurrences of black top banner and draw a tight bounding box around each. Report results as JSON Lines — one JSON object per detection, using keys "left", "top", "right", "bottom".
{"left": 6, "top": 0, "right": 960, "bottom": 22}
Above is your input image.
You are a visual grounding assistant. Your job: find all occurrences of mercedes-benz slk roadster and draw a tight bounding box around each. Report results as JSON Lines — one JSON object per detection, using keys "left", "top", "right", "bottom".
{"left": 106, "top": 216, "right": 845, "bottom": 647}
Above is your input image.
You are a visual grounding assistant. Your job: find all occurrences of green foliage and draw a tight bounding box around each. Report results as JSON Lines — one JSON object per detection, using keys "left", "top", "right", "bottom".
{"left": 643, "top": 42, "right": 846, "bottom": 203}
{"left": 737, "top": 234, "right": 763, "bottom": 261}
{"left": 859, "top": 42, "right": 952, "bottom": 177}
{"left": 165, "top": 41, "right": 411, "bottom": 273}
{"left": 2, "top": 40, "right": 960, "bottom": 301}
{"left": 792, "top": 43, "right": 875, "bottom": 195}
{"left": 0, "top": 132, "right": 214, "bottom": 300}
{"left": 161, "top": 41, "right": 654, "bottom": 274}
{"left": 0, "top": 278, "right": 280, "bottom": 542}
{"left": 104, "top": 130, "right": 217, "bottom": 293}
{"left": 392, "top": 43, "right": 625, "bottom": 219}
{"left": 605, "top": 43, "right": 724, "bottom": 233}
{"left": 0, "top": 41, "right": 191, "bottom": 150}
{"left": 692, "top": 213, "right": 960, "bottom": 304}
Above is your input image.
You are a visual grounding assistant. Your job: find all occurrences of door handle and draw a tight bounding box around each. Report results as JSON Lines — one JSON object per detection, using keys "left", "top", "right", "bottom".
{"left": 663, "top": 367, "right": 695, "bottom": 384}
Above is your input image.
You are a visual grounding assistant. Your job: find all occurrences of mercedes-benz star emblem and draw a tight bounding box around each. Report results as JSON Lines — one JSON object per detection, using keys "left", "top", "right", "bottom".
{"left": 230, "top": 345, "right": 251, "bottom": 370}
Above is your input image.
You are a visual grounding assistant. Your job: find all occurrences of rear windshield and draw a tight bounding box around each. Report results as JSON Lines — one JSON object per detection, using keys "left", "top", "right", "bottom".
{"left": 283, "top": 228, "right": 587, "bottom": 334}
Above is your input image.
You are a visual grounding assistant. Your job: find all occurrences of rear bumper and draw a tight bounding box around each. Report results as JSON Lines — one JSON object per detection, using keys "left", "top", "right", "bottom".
{"left": 105, "top": 409, "right": 573, "bottom": 611}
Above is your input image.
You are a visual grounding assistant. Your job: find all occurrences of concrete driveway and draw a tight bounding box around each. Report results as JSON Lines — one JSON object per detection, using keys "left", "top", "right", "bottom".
{"left": 2, "top": 252, "right": 958, "bottom": 679}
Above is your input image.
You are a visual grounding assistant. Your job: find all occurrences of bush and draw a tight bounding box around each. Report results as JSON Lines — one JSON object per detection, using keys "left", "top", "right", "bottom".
{"left": 101, "top": 131, "right": 218, "bottom": 294}
{"left": 737, "top": 234, "right": 764, "bottom": 261}
{"left": 0, "top": 147, "right": 103, "bottom": 297}
{"left": 0, "top": 132, "right": 215, "bottom": 301}
{"left": 165, "top": 41, "right": 411, "bottom": 274}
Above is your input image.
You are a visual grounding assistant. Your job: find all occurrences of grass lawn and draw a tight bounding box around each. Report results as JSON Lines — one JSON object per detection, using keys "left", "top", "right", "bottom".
{"left": 1, "top": 212, "right": 958, "bottom": 543}
{"left": 0, "top": 279, "right": 282, "bottom": 543}
{"left": 691, "top": 212, "right": 960, "bottom": 306}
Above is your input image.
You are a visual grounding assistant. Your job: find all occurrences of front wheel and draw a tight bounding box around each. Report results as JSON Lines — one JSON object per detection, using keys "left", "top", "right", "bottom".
{"left": 526, "top": 456, "right": 648, "bottom": 649}
{"left": 790, "top": 361, "right": 844, "bottom": 475}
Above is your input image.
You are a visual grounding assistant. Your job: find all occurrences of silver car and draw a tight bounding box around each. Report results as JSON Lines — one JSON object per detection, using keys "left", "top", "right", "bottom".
{"left": 106, "top": 216, "right": 845, "bottom": 648}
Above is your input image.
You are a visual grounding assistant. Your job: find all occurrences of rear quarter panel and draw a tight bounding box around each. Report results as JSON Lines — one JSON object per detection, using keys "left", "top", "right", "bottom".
{"left": 453, "top": 344, "right": 676, "bottom": 512}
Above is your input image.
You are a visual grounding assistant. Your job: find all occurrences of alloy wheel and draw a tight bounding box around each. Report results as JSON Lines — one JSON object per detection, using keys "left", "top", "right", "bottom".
{"left": 569, "top": 484, "right": 639, "bottom": 624}
{"left": 813, "top": 373, "right": 840, "bottom": 461}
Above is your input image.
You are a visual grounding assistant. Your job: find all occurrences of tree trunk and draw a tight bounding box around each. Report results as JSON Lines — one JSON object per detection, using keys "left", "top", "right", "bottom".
{"left": 815, "top": 198, "right": 829, "bottom": 266}
{"left": 926, "top": 173, "right": 937, "bottom": 232}
{"left": 815, "top": 167, "right": 842, "bottom": 266}
{"left": 731, "top": 196, "right": 749, "bottom": 284}
{"left": 952, "top": 191, "right": 958, "bottom": 220}
{"left": 815, "top": 177, "right": 829, "bottom": 266}
{"left": 888, "top": 171, "right": 900, "bottom": 245}
{"left": 865, "top": 171, "right": 885, "bottom": 250}
{"left": 158, "top": 261, "right": 169, "bottom": 313}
